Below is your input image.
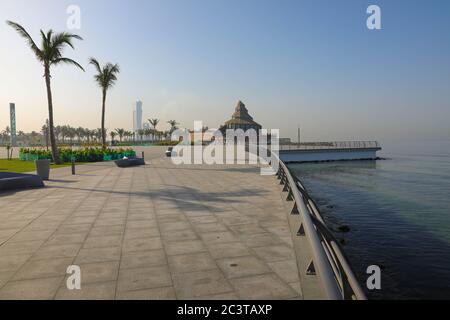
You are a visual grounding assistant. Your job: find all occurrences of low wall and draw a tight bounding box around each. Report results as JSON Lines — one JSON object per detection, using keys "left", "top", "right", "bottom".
{"left": 279, "top": 147, "right": 381, "bottom": 163}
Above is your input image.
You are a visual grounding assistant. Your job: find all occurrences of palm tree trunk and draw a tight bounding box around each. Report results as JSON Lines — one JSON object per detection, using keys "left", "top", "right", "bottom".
{"left": 44, "top": 65, "right": 62, "bottom": 164}
{"left": 101, "top": 89, "right": 107, "bottom": 149}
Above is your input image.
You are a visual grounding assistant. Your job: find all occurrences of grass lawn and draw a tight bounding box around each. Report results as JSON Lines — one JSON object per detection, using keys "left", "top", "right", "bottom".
{"left": 0, "top": 159, "right": 87, "bottom": 173}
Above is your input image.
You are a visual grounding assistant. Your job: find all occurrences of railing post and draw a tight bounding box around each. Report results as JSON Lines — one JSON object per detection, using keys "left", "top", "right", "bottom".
{"left": 306, "top": 260, "right": 316, "bottom": 275}
{"left": 297, "top": 223, "right": 305, "bottom": 235}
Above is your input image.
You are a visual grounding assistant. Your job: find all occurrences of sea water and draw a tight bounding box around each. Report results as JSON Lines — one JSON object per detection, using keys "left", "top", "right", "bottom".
{"left": 288, "top": 139, "right": 450, "bottom": 299}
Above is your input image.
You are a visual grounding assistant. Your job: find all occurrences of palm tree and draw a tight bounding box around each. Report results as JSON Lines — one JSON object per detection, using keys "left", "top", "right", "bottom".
{"left": 167, "top": 120, "right": 179, "bottom": 134}
{"left": 3, "top": 126, "right": 11, "bottom": 137}
{"left": 85, "top": 128, "right": 91, "bottom": 144}
{"left": 7, "top": 21, "right": 84, "bottom": 164}
{"left": 89, "top": 58, "right": 120, "bottom": 149}
{"left": 75, "top": 127, "right": 85, "bottom": 144}
{"left": 95, "top": 128, "right": 103, "bottom": 142}
{"left": 125, "top": 131, "right": 134, "bottom": 142}
{"left": 163, "top": 130, "right": 171, "bottom": 140}
{"left": 89, "top": 129, "right": 97, "bottom": 144}
{"left": 137, "top": 129, "right": 145, "bottom": 141}
{"left": 110, "top": 131, "right": 116, "bottom": 143}
{"left": 66, "top": 126, "right": 76, "bottom": 144}
{"left": 144, "top": 128, "right": 152, "bottom": 141}
{"left": 41, "top": 124, "right": 49, "bottom": 149}
{"left": 53, "top": 126, "right": 61, "bottom": 144}
{"left": 115, "top": 128, "right": 125, "bottom": 143}
{"left": 148, "top": 119, "right": 159, "bottom": 141}
{"left": 60, "top": 125, "right": 69, "bottom": 144}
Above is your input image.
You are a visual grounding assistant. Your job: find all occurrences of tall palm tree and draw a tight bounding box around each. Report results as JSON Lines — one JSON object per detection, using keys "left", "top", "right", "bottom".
{"left": 7, "top": 21, "right": 84, "bottom": 164}
{"left": 89, "top": 58, "right": 120, "bottom": 149}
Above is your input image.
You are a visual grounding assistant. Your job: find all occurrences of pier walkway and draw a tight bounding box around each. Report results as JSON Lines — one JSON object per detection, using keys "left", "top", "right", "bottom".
{"left": 0, "top": 153, "right": 304, "bottom": 299}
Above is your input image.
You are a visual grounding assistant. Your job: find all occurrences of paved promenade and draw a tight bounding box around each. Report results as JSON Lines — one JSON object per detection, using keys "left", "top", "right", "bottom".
{"left": 0, "top": 153, "right": 303, "bottom": 300}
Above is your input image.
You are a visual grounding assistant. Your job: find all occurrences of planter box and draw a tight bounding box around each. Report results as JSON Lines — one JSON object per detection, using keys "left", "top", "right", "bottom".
{"left": 35, "top": 159, "right": 50, "bottom": 180}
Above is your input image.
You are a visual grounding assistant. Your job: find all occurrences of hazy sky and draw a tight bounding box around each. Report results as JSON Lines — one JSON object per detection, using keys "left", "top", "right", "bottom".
{"left": 0, "top": 0, "right": 449, "bottom": 142}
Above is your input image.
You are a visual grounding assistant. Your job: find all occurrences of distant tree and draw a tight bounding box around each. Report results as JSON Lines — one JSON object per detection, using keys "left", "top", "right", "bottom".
{"left": 60, "top": 125, "right": 68, "bottom": 143}
{"left": 41, "top": 124, "right": 49, "bottom": 148}
{"left": 167, "top": 120, "right": 179, "bottom": 135}
{"left": 144, "top": 128, "right": 152, "bottom": 141}
{"left": 137, "top": 129, "right": 145, "bottom": 141}
{"left": 3, "top": 126, "right": 11, "bottom": 137}
{"left": 54, "top": 126, "right": 61, "bottom": 143}
{"left": 89, "top": 129, "right": 96, "bottom": 144}
{"left": 66, "top": 126, "right": 76, "bottom": 144}
{"left": 95, "top": 128, "right": 102, "bottom": 142}
{"left": 163, "top": 130, "right": 171, "bottom": 140}
{"left": 115, "top": 128, "right": 125, "bottom": 143}
{"left": 148, "top": 119, "right": 160, "bottom": 141}
{"left": 75, "top": 127, "right": 84, "bottom": 144}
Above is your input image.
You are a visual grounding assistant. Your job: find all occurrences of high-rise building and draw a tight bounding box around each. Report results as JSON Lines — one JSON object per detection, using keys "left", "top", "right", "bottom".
{"left": 133, "top": 100, "right": 143, "bottom": 132}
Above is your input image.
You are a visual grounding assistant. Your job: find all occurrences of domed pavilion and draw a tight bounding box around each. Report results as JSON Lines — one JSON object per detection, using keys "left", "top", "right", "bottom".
{"left": 220, "top": 100, "right": 262, "bottom": 133}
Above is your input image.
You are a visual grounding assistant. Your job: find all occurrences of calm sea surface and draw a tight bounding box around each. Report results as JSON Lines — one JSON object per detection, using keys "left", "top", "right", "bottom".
{"left": 287, "top": 140, "right": 450, "bottom": 299}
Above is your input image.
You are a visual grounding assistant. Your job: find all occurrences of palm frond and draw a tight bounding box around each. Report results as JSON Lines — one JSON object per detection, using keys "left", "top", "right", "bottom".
{"left": 51, "top": 32, "right": 83, "bottom": 51}
{"left": 46, "top": 30, "right": 53, "bottom": 43}
{"left": 52, "top": 58, "right": 85, "bottom": 71}
{"left": 89, "top": 57, "right": 102, "bottom": 74}
{"left": 90, "top": 59, "right": 120, "bottom": 90}
{"left": 6, "top": 21, "right": 41, "bottom": 58}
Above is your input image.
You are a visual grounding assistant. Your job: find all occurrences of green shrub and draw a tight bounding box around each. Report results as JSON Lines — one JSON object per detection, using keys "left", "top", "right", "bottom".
{"left": 19, "top": 147, "right": 136, "bottom": 163}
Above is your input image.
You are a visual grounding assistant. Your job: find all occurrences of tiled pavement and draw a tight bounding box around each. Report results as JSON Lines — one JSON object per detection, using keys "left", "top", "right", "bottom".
{"left": 0, "top": 155, "right": 303, "bottom": 300}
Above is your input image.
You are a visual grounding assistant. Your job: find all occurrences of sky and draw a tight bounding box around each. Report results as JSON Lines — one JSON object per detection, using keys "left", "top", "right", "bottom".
{"left": 0, "top": 0, "right": 449, "bottom": 143}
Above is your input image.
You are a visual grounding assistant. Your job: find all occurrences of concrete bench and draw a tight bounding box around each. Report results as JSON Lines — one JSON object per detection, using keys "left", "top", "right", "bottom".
{"left": 114, "top": 158, "right": 146, "bottom": 168}
{"left": 0, "top": 172, "right": 45, "bottom": 192}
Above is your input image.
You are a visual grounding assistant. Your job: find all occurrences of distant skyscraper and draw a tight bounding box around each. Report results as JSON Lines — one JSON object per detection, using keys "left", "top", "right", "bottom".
{"left": 133, "top": 100, "right": 143, "bottom": 132}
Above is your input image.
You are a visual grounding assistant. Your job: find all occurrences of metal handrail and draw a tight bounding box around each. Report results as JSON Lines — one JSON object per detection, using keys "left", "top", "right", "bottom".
{"left": 279, "top": 141, "right": 380, "bottom": 151}
{"left": 275, "top": 154, "right": 367, "bottom": 300}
